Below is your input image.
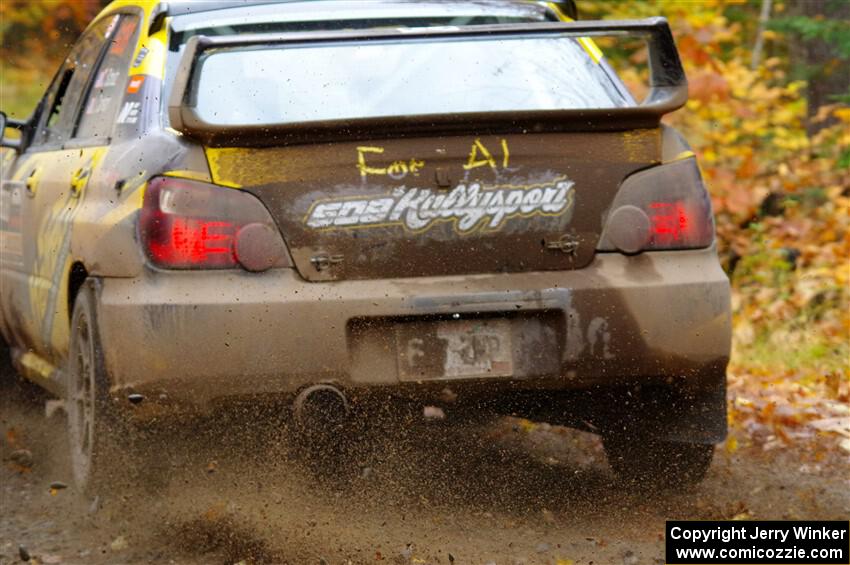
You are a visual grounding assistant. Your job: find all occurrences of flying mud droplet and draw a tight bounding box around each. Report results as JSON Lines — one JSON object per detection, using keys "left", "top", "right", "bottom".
{"left": 423, "top": 406, "right": 446, "bottom": 420}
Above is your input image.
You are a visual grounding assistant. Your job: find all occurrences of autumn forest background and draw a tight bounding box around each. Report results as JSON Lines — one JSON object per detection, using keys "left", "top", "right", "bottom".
{"left": 0, "top": 0, "right": 848, "bottom": 456}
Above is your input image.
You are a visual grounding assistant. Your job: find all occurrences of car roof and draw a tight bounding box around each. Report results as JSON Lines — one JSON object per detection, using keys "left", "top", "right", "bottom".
{"left": 99, "top": 0, "right": 572, "bottom": 38}
{"left": 166, "top": 1, "right": 553, "bottom": 32}
{"left": 161, "top": 0, "right": 551, "bottom": 19}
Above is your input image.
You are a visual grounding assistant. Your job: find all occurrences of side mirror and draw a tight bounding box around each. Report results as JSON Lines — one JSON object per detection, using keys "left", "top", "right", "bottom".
{"left": 0, "top": 111, "right": 23, "bottom": 152}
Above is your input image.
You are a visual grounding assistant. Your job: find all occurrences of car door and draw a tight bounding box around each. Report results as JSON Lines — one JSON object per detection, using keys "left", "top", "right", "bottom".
{"left": 0, "top": 52, "right": 78, "bottom": 357}
{"left": 0, "top": 142, "right": 29, "bottom": 350}
{"left": 7, "top": 13, "right": 139, "bottom": 363}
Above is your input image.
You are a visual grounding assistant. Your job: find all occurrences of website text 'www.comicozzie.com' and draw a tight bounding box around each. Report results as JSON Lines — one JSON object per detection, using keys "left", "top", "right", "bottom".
{"left": 665, "top": 521, "right": 849, "bottom": 564}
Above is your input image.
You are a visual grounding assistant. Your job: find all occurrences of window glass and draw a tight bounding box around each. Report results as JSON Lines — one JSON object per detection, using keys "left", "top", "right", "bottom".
{"left": 76, "top": 15, "right": 140, "bottom": 141}
{"left": 31, "top": 65, "right": 72, "bottom": 146}
{"left": 35, "top": 15, "right": 119, "bottom": 147}
{"left": 162, "top": 4, "right": 557, "bottom": 124}
{"left": 192, "top": 36, "right": 631, "bottom": 126}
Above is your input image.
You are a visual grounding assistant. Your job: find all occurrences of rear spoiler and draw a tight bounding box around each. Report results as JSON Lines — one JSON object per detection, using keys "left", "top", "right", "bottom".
{"left": 168, "top": 18, "right": 687, "bottom": 147}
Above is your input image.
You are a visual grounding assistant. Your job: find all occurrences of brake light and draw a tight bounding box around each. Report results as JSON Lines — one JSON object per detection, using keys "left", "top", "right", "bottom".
{"left": 139, "top": 176, "right": 291, "bottom": 271}
{"left": 649, "top": 201, "right": 690, "bottom": 245}
{"left": 598, "top": 158, "right": 714, "bottom": 254}
{"left": 148, "top": 217, "right": 236, "bottom": 267}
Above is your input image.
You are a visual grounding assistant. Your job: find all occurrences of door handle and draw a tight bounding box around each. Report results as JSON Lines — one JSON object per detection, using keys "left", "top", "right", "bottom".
{"left": 25, "top": 169, "right": 39, "bottom": 197}
{"left": 70, "top": 167, "right": 91, "bottom": 196}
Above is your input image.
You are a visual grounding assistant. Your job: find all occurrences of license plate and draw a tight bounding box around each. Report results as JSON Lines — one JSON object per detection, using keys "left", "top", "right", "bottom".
{"left": 396, "top": 319, "right": 513, "bottom": 381}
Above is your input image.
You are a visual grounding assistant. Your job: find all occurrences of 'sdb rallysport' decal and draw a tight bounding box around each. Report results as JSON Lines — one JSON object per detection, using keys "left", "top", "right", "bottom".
{"left": 305, "top": 179, "right": 576, "bottom": 234}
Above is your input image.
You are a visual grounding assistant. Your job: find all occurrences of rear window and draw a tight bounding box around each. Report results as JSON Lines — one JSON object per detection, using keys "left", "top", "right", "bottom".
{"left": 190, "top": 35, "right": 631, "bottom": 126}
{"left": 164, "top": 2, "right": 603, "bottom": 124}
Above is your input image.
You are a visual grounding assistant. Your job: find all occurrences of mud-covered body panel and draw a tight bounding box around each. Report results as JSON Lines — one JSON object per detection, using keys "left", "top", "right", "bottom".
{"left": 209, "top": 131, "right": 660, "bottom": 281}
{"left": 95, "top": 247, "right": 729, "bottom": 407}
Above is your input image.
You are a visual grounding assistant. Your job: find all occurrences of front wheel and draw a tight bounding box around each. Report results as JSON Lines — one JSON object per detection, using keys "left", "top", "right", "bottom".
{"left": 602, "top": 433, "right": 714, "bottom": 489}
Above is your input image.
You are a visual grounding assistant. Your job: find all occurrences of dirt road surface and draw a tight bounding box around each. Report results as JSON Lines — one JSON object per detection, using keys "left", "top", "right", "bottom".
{"left": 2, "top": 356, "right": 848, "bottom": 565}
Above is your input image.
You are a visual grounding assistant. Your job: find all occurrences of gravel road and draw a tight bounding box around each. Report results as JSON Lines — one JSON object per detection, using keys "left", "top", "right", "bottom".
{"left": 2, "top": 357, "right": 848, "bottom": 565}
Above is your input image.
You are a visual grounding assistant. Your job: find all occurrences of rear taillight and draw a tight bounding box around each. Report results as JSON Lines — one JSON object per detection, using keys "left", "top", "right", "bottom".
{"left": 139, "top": 176, "right": 291, "bottom": 271}
{"left": 597, "top": 157, "right": 714, "bottom": 254}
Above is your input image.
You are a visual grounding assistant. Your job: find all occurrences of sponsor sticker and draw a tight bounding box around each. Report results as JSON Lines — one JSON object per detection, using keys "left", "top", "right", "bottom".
{"left": 132, "top": 46, "right": 149, "bottom": 68}
{"left": 304, "top": 179, "right": 575, "bottom": 234}
{"left": 126, "top": 75, "right": 145, "bottom": 94}
{"left": 116, "top": 101, "right": 141, "bottom": 124}
{"left": 94, "top": 67, "right": 121, "bottom": 88}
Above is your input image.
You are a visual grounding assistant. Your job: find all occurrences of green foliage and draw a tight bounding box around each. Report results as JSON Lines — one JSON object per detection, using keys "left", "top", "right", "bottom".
{"left": 838, "top": 148, "right": 850, "bottom": 169}
{"left": 769, "top": 16, "right": 850, "bottom": 58}
{"left": 741, "top": 331, "right": 849, "bottom": 375}
{"left": 768, "top": 12, "right": 850, "bottom": 104}
{"left": 0, "top": 63, "right": 52, "bottom": 120}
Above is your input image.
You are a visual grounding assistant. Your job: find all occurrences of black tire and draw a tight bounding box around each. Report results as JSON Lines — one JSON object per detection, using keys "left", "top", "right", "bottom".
{"left": 0, "top": 335, "right": 15, "bottom": 388}
{"left": 602, "top": 433, "right": 714, "bottom": 489}
{"left": 65, "top": 280, "right": 158, "bottom": 493}
{"left": 66, "top": 281, "right": 114, "bottom": 492}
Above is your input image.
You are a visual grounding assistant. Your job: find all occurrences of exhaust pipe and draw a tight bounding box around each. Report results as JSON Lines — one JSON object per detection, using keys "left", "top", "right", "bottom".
{"left": 292, "top": 384, "right": 350, "bottom": 431}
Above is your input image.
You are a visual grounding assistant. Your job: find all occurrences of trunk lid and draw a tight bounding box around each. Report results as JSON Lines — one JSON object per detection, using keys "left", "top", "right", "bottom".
{"left": 172, "top": 19, "right": 686, "bottom": 281}
{"left": 205, "top": 130, "right": 660, "bottom": 281}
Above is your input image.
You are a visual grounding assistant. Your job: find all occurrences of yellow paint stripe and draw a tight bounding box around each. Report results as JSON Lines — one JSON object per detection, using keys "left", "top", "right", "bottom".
{"left": 546, "top": 2, "right": 604, "bottom": 64}
{"left": 666, "top": 151, "right": 705, "bottom": 178}
{"left": 205, "top": 148, "right": 244, "bottom": 188}
{"left": 163, "top": 169, "right": 213, "bottom": 183}
{"left": 577, "top": 37, "right": 603, "bottom": 64}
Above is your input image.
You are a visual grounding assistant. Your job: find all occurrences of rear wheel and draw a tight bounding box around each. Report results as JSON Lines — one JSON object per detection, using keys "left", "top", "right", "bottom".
{"left": 66, "top": 282, "right": 111, "bottom": 491}
{"left": 602, "top": 433, "right": 714, "bottom": 489}
{"left": 65, "top": 281, "right": 155, "bottom": 493}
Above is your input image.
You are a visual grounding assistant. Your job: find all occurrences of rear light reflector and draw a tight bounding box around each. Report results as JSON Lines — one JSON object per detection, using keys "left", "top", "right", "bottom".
{"left": 598, "top": 157, "right": 714, "bottom": 254}
{"left": 139, "top": 176, "right": 291, "bottom": 270}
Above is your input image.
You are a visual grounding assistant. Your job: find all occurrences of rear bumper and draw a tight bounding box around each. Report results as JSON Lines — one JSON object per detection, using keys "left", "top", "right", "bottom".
{"left": 96, "top": 247, "right": 730, "bottom": 406}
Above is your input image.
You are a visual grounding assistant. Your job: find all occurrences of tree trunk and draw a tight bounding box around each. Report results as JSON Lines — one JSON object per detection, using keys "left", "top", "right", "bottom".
{"left": 787, "top": 0, "right": 850, "bottom": 136}
{"left": 751, "top": 0, "right": 773, "bottom": 70}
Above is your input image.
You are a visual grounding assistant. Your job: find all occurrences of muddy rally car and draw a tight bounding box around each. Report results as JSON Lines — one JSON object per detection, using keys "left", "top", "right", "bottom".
{"left": 0, "top": 0, "right": 730, "bottom": 491}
